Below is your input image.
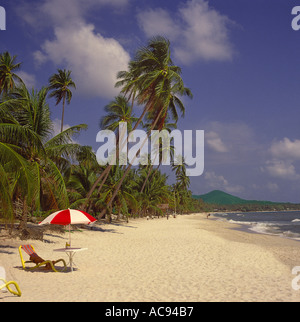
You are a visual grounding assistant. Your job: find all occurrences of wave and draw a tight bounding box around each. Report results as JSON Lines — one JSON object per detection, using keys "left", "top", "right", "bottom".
{"left": 225, "top": 218, "right": 300, "bottom": 241}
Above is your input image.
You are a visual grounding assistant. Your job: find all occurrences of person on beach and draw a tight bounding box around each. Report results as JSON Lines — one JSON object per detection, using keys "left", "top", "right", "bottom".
{"left": 207, "top": 213, "right": 211, "bottom": 219}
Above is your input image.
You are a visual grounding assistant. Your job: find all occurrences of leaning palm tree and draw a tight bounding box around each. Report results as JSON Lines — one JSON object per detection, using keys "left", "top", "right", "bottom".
{"left": 48, "top": 69, "right": 76, "bottom": 133}
{"left": 0, "top": 52, "right": 23, "bottom": 95}
{"left": 138, "top": 169, "right": 171, "bottom": 218}
{"left": 98, "top": 36, "right": 192, "bottom": 218}
{"left": 172, "top": 156, "right": 191, "bottom": 214}
{"left": 140, "top": 119, "right": 177, "bottom": 193}
{"left": 82, "top": 96, "right": 138, "bottom": 211}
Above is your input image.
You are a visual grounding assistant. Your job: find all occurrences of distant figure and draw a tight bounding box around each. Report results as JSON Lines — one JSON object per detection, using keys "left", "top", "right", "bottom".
{"left": 207, "top": 213, "right": 211, "bottom": 219}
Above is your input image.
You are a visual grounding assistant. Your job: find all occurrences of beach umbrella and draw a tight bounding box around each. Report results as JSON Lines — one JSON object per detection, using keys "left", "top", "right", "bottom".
{"left": 39, "top": 209, "right": 97, "bottom": 246}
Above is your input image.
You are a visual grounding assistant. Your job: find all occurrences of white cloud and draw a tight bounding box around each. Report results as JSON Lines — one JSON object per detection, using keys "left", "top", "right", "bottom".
{"left": 52, "top": 118, "right": 71, "bottom": 137}
{"left": 205, "top": 171, "right": 228, "bottom": 187}
{"left": 137, "top": 0, "right": 235, "bottom": 64}
{"left": 17, "top": 71, "right": 37, "bottom": 89}
{"left": 203, "top": 121, "right": 259, "bottom": 164}
{"left": 137, "top": 8, "right": 180, "bottom": 41}
{"left": 18, "top": 0, "right": 129, "bottom": 28}
{"left": 206, "top": 131, "right": 228, "bottom": 153}
{"left": 33, "top": 51, "right": 48, "bottom": 67}
{"left": 204, "top": 171, "right": 244, "bottom": 194}
{"left": 20, "top": 0, "right": 130, "bottom": 99}
{"left": 262, "top": 137, "right": 300, "bottom": 181}
{"left": 270, "top": 138, "right": 300, "bottom": 160}
{"left": 51, "top": 118, "right": 80, "bottom": 144}
{"left": 38, "top": 23, "right": 130, "bottom": 98}
{"left": 262, "top": 160, "right": 300, "bottom": 181}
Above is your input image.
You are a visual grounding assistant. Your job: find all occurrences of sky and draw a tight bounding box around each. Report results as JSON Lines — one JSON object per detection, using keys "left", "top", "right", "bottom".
{"left": 1, "top": 0, "right": 300, "bottom": 203}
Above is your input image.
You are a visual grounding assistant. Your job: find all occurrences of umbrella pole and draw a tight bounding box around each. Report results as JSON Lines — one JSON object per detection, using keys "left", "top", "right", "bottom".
{"left": 69, "top": 224, "right": 71, "bottom": 247}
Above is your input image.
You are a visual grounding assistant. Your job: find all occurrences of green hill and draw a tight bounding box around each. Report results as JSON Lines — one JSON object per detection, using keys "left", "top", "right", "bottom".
{"left": 192, "top": 190, "right": 278, "bottom": 205}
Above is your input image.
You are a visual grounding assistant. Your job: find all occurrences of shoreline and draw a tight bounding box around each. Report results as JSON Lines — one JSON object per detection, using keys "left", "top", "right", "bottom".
{"left": 210, "top": 210, "right": 300, "bottom": 243}
{"left": 1, "top": 213, "right": 300, "bottom": 302}
{"left": 204, "top": 215, "right": 300, "bottom": 270}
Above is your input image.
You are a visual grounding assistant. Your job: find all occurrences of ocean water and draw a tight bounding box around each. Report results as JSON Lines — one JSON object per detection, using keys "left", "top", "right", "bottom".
{"left": 213, "top": 211, "right": 300, "bottom": 241}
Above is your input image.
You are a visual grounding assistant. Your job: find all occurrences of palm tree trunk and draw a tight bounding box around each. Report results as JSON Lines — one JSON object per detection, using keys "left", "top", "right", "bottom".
{"left": 84, "top": 103, "right": 151, "bottom": 210}
{"left": 61, "top": 95, "right": 66, "bottom": 133}
{"left": 18, "top": 197, "right": 28, "bottom": 230}
{"left": 98, "top": 106, "right": 165, "bottom": 219}
{"left": 82, "top": 166, "right": 110, "bottom": 210}
{"left": 140, "top": 164, "right": 154, "bottom": 193}
{"left": 140, "top": 161, "right": 161, "bottom": 193}
{"left": 140, "top": 144, "right": 164, "bottom": 193}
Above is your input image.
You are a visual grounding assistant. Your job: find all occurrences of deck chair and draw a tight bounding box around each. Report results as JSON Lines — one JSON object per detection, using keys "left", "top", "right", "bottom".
{"left": 19, "top": 245, "right": 67, "bottom": 272}
{"left": 0, "top": 266, "right": 21, "bottom": 297}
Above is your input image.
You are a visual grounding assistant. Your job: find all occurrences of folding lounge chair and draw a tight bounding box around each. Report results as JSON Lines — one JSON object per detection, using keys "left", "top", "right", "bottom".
{"left": 19, "top": 245, "right": 67, "bottom": 272}
{"left": 0, "top": 266, "right": 21, "bottom": 297}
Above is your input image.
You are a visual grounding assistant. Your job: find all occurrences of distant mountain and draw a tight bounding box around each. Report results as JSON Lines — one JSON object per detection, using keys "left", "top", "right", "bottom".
{"left": 192, "top": 190, "right": 279, "bottom": 205}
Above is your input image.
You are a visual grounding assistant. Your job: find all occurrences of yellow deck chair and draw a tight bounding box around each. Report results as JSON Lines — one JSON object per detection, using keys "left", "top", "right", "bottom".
{"left": 0, "top": 266, "right": 21, "bottom": 297}
{"left": 19, "top": 245, "right": 67, "bottom": 272}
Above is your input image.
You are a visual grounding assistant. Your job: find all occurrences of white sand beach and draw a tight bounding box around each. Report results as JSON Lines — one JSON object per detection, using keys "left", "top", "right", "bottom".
{"left": 1, "top": 213, "right": 300, "bottom": 302}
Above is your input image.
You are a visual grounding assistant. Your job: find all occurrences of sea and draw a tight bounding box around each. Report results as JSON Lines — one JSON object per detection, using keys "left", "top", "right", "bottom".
{"left": 213, "top": 211, "right": 300, "bottom": 241}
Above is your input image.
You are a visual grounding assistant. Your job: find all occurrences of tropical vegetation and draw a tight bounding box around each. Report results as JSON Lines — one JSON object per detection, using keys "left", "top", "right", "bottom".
{"left": 0, "top": 37, "right": 205, "bottom": 237}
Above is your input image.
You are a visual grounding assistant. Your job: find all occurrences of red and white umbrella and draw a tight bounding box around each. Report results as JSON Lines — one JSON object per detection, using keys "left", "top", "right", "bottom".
{"left": 39, "top": 209, "right": 97, "bottom": 246}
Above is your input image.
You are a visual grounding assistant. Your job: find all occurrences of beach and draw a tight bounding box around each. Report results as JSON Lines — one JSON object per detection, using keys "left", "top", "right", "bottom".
{"left": 1, "top": 213, "right": 300, "bottom": 302}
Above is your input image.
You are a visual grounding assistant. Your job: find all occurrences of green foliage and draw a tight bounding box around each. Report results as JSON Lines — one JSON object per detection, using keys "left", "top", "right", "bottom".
{"left": 0, "top": 41, "right": 197, "bottom": 232}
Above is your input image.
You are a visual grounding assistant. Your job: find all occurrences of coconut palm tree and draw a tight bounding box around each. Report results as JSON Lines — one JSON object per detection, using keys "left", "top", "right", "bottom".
{"left": 97, "top": 165, "right": 137, "bottom": 222}
{"left": 100, "top": 95, "right": 138, "bottom": 133}
{"left": 0, "top": 84, "right": 87, "bottom": 229}
{"left": 99, "top": 36, "right": 192, "bottom": 218}
{"left": 115, "top": 36, "right": 191, "bottom": 130}
{"left": 0, "top": 52, "right": 23, "bottom": 95}
{"left": 137, "top": 169, "right": 171, "bottom": 218}
{"left": 48, "top": 69, "right": 76, "bottom": 133}
{"left": 172, "top": 156, "right": 191, "bottom": 214}
{"left": 82, "top": 96, "right": 138, "bottom": 211}
{"left": 67, "top": 163, "right": 100, "bottom": 213}
{"left": 100, "top": 95, "right": 139, "bottom": 165}
{"left": 140, "top": 119, "right": 176, "bottom": 193}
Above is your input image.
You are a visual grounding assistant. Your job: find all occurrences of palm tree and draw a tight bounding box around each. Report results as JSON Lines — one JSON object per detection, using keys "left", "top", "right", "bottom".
{"left": 172, "top": 155, "right": 190, "bottom": 190}
{"left": 0, "top": 84, "right": 87, "bottom": 229}
{"left": 172, "top": 156, "right": 191, "bottom": 214}
{"left": 99, "top": 36, "right": 192, "bottom": 218}
{"left": 48, "top": 69, "right": 76, "bottom": 133}
{"left": 67, "top": 163, "right": 100, "bottom": 213}
{"left": 82, "top": 96, "right": 138, "bottom": 211}
{"left": 136, "top": 168, "right": 171, "bottom": 218}
{"left": 96, "top": 165, "right": 137, "bottom": 222}
{"left": 100, "top": 95, "right": 139, "bottom": 163}
{"left": 140, "top": 119, "right": 176, "bottom": 193}
{"left": 0, "top": 52, "right": 23, "bottom": 95}
{"left": 100, "top": 95, "right": 138, "bottom": 133}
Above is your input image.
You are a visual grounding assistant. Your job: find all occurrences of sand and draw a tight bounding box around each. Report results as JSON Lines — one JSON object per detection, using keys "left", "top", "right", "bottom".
{"left": 1, "top": 213, "right": 300, "bottom": 302}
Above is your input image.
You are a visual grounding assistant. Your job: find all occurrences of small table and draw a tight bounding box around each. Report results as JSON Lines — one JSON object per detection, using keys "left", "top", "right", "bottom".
{"left": 54, "top": 248, "right": 88, "bottom": 272}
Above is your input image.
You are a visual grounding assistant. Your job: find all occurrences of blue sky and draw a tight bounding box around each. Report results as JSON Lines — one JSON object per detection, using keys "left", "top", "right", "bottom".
{"left": 1, "top": 0, "right": 300, "bottom": 202}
